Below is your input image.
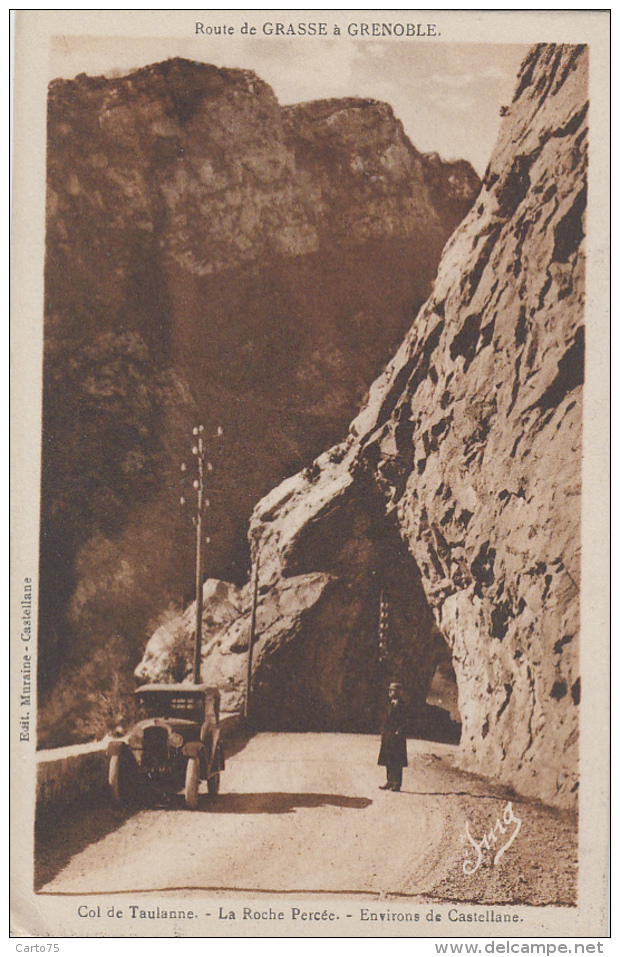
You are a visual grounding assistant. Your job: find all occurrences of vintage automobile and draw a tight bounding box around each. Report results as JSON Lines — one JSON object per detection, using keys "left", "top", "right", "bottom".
{"left": 107, "top": 683, "right": 225, "bottom": 809}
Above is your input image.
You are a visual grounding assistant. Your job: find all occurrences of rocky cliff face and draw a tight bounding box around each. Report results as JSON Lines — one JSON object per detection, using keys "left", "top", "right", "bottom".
{"left": 40, "top": 58, "right": 478, "bottom": 745}
{"left": 138, "top": 44, "right": 586, "bottom": 807}
{"left": 344, "top": 43, "right": 586, "bottom": 806}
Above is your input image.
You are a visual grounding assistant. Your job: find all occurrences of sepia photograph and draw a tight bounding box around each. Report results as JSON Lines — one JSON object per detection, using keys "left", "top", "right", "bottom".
{"left": 10, "top": 9, "right": 610, "bottom": 939}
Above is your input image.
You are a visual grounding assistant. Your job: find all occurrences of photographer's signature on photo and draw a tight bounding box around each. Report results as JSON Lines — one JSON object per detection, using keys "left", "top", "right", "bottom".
{"left": 460, "top": 801, "right": 522, "bottom": 874}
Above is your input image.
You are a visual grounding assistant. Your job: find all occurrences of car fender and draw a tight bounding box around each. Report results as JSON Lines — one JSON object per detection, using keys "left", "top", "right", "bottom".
{"left": 201, "top": 727, "right": 224, "bottom": 770}
{"left": 106, "top": 739, "right": 129, "bottom": 758}
{"left": 212, "top": 737, "right": 225, "bottom": 772}
{"left": 182, "top": 740, "right": 206, "bottom": 760}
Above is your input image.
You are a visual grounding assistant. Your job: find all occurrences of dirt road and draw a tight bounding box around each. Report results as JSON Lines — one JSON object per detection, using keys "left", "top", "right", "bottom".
{"left": 36, "top": 733, "right": 576, "bottom": 904}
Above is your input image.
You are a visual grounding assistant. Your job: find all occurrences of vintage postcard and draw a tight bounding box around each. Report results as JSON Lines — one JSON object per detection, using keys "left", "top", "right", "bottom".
{"left": 10, "top": 9, "right": 610, "bottom": 939}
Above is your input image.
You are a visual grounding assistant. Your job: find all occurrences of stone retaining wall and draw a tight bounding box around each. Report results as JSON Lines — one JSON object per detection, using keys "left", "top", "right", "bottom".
{"left": 36, "top": 739, "right": 111, "bottom": 812}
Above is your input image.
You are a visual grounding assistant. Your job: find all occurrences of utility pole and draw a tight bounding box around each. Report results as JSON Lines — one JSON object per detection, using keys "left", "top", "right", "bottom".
{"left": 180, "top": 424, "right": 222, "bottom": 685}
{"left": 244, "top": 547, "right": 260, "bottom": 722}
{"left": 192, "top": 426, "right": 205, "bottom": 685}
{"left": 378, "top": 589, "right": 389, "bottom": 668}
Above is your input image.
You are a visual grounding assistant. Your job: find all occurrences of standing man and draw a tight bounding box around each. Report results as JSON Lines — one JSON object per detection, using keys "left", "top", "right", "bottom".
{"left": 378, "top": 682, "right": 408, "bottom": 791}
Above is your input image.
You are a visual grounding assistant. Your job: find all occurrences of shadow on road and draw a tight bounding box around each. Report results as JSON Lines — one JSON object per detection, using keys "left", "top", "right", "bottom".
{"left": 35, "top": 733, "right": 255, "bottom": 890}
{"left": 199, "top": 792, "right": 373, "bottom": 814}
{"left": 220, "top": 734, "right": 252, "bottom": 760}
{"left": 35, "top": 800, "right": 136, "bottom": 891}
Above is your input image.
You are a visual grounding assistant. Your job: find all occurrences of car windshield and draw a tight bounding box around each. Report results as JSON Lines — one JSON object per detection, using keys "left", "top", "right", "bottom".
{"left": 135, "top": 692, "right": 204, "bottom": 722}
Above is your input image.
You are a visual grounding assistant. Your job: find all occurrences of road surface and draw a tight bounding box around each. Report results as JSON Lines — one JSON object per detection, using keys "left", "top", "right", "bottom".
{"left": 36, "top": 733, "right": 576, "bottom": 904}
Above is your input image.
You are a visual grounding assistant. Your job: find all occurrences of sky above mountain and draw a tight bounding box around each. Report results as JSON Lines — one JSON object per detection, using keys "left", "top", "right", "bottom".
{"left": 51, "top": 37, "right": 529, "bottom": 175}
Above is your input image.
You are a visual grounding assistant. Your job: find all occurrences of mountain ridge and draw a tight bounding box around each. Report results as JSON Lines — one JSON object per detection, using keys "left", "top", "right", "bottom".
{"left": 39, "top": 56, "right": 479, "bottom": 746}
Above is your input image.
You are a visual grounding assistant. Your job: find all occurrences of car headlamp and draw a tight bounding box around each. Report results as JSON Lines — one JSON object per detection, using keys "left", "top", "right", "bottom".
{"left": 170, "top": 732, "right": 183, "bottom": 749}
{"left": 128, "top": 729, "right": 143, "bottom": 749}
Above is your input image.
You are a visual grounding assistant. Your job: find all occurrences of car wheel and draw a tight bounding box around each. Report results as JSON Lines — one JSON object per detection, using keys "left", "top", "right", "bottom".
{"left": 108, "top": 755, "right": 123, "bottom": 805}
{"left": 184, "top": 757, "right": 200, "bottom": 810}
{"left": 207, "top": 772, "right": 220, "bottom": 797}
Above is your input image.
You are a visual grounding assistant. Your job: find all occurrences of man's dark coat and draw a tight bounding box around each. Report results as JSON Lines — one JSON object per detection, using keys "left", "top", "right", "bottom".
{"left": 377, "top": 700, "right": 408, "bottom": 768}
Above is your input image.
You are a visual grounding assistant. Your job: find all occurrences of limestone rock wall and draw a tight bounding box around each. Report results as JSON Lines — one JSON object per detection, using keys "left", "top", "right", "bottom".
{"left": 248, "top": 43, "right": 587, "bottom": 806}
{"left": 350, "top": 43, "right": 587, "bottom": 805}
{"left": 136, "top": 45, "right": 586, "bottom": 806}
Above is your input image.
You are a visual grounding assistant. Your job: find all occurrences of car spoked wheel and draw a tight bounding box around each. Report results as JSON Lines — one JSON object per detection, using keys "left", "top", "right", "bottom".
{"left": 184, "top": 757, "right": 200, "bottom": 809}
{"left": 207, "top": 772, "right": 220, "bottom": 797}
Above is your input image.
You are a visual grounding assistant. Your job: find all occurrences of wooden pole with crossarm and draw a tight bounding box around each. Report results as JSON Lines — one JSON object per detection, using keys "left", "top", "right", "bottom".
{"left": 244, "top": 547, "right": 260, "bottom": 721}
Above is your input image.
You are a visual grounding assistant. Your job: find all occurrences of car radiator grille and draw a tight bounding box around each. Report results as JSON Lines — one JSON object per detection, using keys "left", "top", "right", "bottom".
{"left": 142, "top": 726, "right": 169, "bottom": 771}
